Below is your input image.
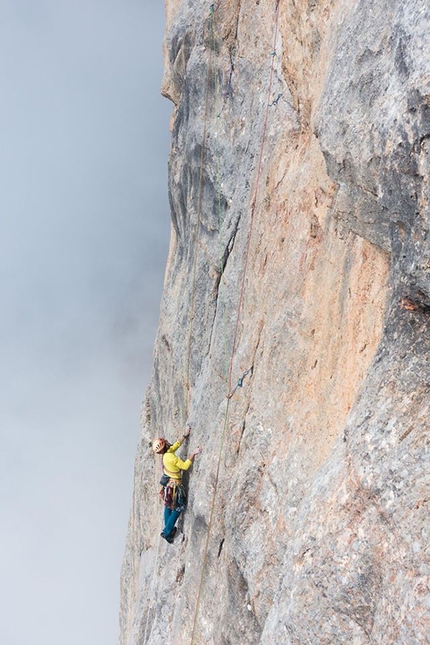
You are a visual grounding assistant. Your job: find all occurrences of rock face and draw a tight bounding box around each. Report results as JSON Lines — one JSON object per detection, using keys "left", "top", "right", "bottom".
{"left": 119, "top": 1, "right": 430, "bottom": 643}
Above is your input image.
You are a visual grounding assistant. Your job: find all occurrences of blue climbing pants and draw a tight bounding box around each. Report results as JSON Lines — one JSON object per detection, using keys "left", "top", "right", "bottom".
{"left": 164, "top": 506, "right": 182, "bottom": 538}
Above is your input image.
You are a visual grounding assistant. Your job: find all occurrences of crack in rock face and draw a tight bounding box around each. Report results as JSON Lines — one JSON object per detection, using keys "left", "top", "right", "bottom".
{"left": 119, "top": 1, "right": 430, "bottom": 644}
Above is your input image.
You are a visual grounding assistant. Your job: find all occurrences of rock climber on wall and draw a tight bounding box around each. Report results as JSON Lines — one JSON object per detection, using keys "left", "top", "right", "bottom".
{"left": 152, "top": 425, "right": 201, "bottom": 543}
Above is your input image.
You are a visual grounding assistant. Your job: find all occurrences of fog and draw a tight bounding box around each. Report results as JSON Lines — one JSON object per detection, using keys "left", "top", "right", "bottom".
{"left": 0, "top": 2, "right": 171, "bottom": 643}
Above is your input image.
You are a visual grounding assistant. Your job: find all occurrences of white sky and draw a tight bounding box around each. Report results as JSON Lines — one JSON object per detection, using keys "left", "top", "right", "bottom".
{"left": 0, "top": 1, "right": 171, "bottom": 643}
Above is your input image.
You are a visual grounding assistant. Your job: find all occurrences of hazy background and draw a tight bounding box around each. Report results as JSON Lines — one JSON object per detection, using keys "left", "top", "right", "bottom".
{"left": 0, "top": 1, "right": 171, "bottom": 643}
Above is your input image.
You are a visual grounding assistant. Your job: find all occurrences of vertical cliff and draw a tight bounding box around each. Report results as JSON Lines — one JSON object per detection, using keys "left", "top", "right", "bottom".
{"left": 119, "top": 1, "right": 430, "bottom": 643}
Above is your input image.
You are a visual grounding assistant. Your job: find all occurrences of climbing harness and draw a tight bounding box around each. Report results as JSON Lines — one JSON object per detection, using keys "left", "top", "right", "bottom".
{"left": 164, "top": 479, "right": 187, "bottom": 512}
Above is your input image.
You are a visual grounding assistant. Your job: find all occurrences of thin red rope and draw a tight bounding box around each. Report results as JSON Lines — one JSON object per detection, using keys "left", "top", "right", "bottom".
{"left": 189, "top": 4, "right": 281, "bottom": 643}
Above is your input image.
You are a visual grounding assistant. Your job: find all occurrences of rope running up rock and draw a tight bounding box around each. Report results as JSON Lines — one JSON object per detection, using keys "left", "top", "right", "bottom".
{"left": 189, "top": 2, "right": 281, "bottom": 642}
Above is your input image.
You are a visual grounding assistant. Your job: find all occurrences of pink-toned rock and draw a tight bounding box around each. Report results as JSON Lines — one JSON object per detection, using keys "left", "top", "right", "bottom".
{"left": 120, "top": 1, "right": 430, "bottom": 643}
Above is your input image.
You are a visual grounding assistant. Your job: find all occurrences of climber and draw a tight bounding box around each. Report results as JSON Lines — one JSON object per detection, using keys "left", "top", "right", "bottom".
{"left": 152, "top": 425, "right": 201, "bottom": 543}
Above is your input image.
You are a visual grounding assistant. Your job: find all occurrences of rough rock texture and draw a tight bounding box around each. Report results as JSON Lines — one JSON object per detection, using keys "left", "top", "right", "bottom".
{"left": 119, "top": 1, "right": 430, "bottom": 643}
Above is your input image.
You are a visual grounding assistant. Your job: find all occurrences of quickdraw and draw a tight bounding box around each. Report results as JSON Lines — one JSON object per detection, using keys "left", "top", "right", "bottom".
{"left": 226, "top": 366, "right": 253, "bottom": 399}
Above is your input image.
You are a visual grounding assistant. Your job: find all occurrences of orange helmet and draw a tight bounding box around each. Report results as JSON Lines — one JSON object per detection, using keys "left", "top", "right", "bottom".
{"left": 152, "top": 437, "right": 166, "bottom": 454}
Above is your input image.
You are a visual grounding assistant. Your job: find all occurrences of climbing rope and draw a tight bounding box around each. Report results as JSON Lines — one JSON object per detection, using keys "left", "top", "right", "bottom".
{"left": 189, "top": 2, "right": 281, "bottom": 643}
{"left": 185, "top": 2, "right": 216, "bottom": 416}
{"left": 141, "top": 9, "right": 216, "bottom": 643}
{"left": 227, "top": 366, "right": 253, "bottom": 399}
{"left": 142, "top": 471, "right": 165, "bottom": 643}
{"left": 227, "top": 2, "right": 280, "bottom": 396}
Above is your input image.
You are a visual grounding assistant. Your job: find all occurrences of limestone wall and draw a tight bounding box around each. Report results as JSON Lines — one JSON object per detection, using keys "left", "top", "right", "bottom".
{"left": 119, "top": 2, "right": 430, "bottom": 643}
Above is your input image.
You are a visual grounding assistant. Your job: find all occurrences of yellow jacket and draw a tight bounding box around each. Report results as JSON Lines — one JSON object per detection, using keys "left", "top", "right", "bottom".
{"left": 163, "top": 441, "right": 192, "bottom": 480}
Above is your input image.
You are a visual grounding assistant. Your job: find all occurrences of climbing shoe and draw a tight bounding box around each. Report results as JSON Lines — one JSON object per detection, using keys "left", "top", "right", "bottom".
{"left": 162, "top": 527, "right": 176, "bottom": 544}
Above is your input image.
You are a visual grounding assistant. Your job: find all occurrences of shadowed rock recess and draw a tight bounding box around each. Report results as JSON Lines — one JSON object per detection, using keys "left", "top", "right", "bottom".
{"left": 119, "top": 1, "right": 430, "bottom": 644}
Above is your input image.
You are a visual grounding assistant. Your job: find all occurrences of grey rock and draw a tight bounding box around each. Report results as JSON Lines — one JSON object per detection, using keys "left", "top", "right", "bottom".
{"left": 119, "top": 1, "right": 430, "bottom": 644}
